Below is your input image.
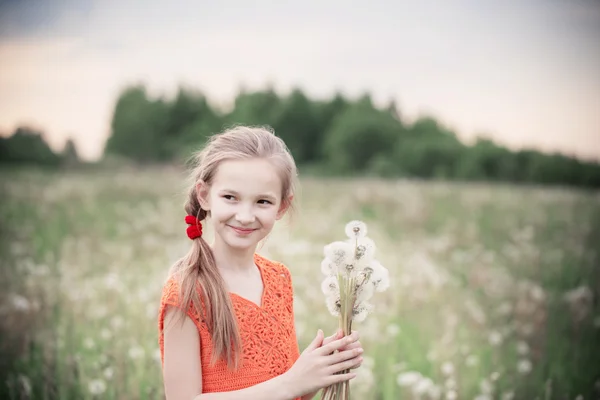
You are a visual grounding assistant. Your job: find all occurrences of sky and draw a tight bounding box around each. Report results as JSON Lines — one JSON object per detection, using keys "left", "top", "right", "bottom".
{"left": 0, "top": 0, "right": 599, "bottom": 162}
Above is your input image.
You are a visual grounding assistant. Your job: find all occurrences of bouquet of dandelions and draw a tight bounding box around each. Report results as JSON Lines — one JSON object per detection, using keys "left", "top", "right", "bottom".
{"left": 320, "top": 221, "right": 390, "bottom": 400}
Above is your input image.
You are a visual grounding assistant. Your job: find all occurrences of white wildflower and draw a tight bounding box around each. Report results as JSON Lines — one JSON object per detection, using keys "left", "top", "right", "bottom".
{"left": 490, "top": 371, "right": 500, "bottom": 381}
{"left": 321, "top": 276, "right": 339, "bottom": 296}
{"left": 441, "top": 361, "right": 454, "bottom": 376}
{"left": 366, "top": 260, "right": 390, "bottom": 292}
{"left": 345, "top": 220, "right": 367, "bottom": 239}
{"left": 488, "top": 331, "right": 503, "bottom": 346}
{"left": 516, "top": 341, "right": 529, "bottom": 355}
{"left": 100, "top": 329, "right": 112, "bottom": 340}
{"left": 446, "top": 390, "right": 457, "bottom": 400}
{"left": 352, "top": 301, "right": 373, "bottom": 323}
{"left": 501, "top": 391, "right": 515, "bottom": 400}
{"left": 88, "top": 379, "right": 107, "bottom": 395}
{"left": 352, "top": 237, "right": 376, "bottom": 267}
{"left": 17, "top": 374, "right": 31, "bottom": 397}
{"left": 153, "top": 348, "right": 162, "bottom": 364}
{"left": 474, "top": 395, "right": 493, "bottom": 400}
{"left": 325, "top": 295, "right": 341, "bottom": 317}
{"left": 355, "top": 279, "right": 375, "bottom": 302}
{"left": 386, "top": 323, "right": 401, "bottom": 337}
{"left": 103, "top": 367, "right": 114, "bottom": 380}
{"left": 128, "top": 346, "right": 145, "bottom": 360}
{"left": 480, "top": 378, "right": 493, "bottom": 394}
{"left": 10, "top": 294, "right": 30, "bottom": 312}
{"left": 321, "top": 258, "right": 334, "bottom": 276}
{"left": 84, "top": 338, "right": 95, "bottom": 349}
{"left": 324, "top": 241, "right": 354, "bottom": 269}
{"left": 517, "top": 359, "right": 532, "bottom": 374}
{"left": 110, "top": 315, "right": 124, "bottom": 330}
{"left": 530, "top": 284, "right": 546, "bottom": 302}
{"left": 396, "top": 371, "right": 422, "bottom": 386}
{"left": 428, "top": 384, "right": 442, "bottom": 400}
{"left": 413, "top": 377, "right": 434, "bottom": 395}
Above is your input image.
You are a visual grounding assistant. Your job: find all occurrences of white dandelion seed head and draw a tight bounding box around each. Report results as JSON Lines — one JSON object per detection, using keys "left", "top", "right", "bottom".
{"left": 396, "top": 371, "right": 422, "bottom": 387}
{"left": 517, "top": 359, "right": 532, "bottom": 374}
{"left": 386, "top": 323, "right": 401, "bottom": 337}
{"left": 479, "top": 378, "right": 493, "bottom": 394}
{"left": 516, "top": 341, "right": 530, "bottom": 355}
{"left": 353, "top": 301, "right": 373, "bottom": 322}
{"left": 83, "top": 338, "right": 95, "bottom": 349}
{"left": 103, "top": 367, "right": 114, "bottom": 380}
{"left": 466, "top": 354, "right": 479, "bottom": 367}
{"left": 321, "top": 276, "right": 339, "bottom": 297}
{"left": 368, "top": 260, "right": 390, "bottom": 292}
{"left": 355, "top": 279, "right": 375, "bottom": 302}
{"left": 441, "top": 361, "right": 455, "bottom": 376}
{"left": 345, "top": 220, "right": 368, "bottom": 239}
{"left": 488, "top": 331, "right": 503, "bottom": 346}
{"left": 353, "top": 237, "right": 377, "bottom": 267}
{"left": 88, "top": 379, "right": 107, "bottom": 395}
{"left": 428, "top": 384, "right": 442, "bottom": 400}
{"left": 321, "top": 258, "right": 334, "bottom": 276}
{"left": 325, "top": 295, "right": 341, "bottom": 317}
{"left": 324, "top": 241, "right": 354, "bottom": 269}
{"left": 446, "top": 390, "right": 458, "bottom": 400}
{"left": 128, "top": 346, "right": 145, "bottom": 360}
{"left": 413, "top": 377, "right": 434, "bottom": 395}
{"left": 501, "top": 391, "right": 515, "bottom": 400}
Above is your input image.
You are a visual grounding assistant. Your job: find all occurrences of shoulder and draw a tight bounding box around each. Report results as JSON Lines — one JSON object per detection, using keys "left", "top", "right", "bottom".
{"left": 160, "top": 276, "right": 182, "bottom": 307}
{"left": 255, "top": 253, "right": 292, "bottom": 282}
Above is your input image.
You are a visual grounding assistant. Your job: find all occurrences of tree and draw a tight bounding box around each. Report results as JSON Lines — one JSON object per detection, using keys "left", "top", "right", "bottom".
{"left": 103, "top": 85, "right": 170, "bottom": 162}
{"left": 323, "top": 101, "right": 403, "bottom": 172}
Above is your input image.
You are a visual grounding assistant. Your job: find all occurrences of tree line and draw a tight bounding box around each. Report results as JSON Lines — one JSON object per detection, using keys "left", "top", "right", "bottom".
{"left": 2, "top": 83, "right": 599, "bottom": 188}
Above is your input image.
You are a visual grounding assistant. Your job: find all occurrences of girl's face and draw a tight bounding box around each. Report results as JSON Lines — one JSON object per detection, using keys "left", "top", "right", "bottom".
{"left": 198, "top": 158, "right": 289, "bottom": 252}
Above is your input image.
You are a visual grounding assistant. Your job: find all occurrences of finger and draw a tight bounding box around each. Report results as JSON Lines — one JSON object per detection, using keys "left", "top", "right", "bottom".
{"left": 350, "top": 357, "right": 364, "bottom": 369}
{"left": 329, "top": 356, "right": 364, "bottom": 374}
{"left": 321, "top": 329, "right": 343, "bottom": 347}
{"left": 317, "top": 331, "right": 359, "bottom": 356}
{"left": 325, "top": 371, "right": 357, "bottom": 385}
{"left": 305, "top": 329, "right": 324, "bottom": 352}
{"left": 339, "top": 341, "right": 361, "bottom": 352}
{"left": 327, "top": 347, "right": 363, "bottom": 365}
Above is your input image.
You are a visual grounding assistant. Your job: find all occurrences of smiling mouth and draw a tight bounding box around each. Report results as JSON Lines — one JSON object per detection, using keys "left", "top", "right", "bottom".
{"left": 229, "top": 225, "right": 257, "bottom": 234}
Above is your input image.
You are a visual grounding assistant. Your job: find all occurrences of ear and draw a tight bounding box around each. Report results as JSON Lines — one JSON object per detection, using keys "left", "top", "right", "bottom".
{"left": 196, "top": 180, "right": 211, "bottom": 211}
{"left": 276, "top": 194, "right": 294, "bottom": 220}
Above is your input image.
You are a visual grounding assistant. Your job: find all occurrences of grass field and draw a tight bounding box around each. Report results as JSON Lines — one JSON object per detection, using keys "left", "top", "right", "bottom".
{"left": 1, "top": 166, "right": 599, "bottom": 400}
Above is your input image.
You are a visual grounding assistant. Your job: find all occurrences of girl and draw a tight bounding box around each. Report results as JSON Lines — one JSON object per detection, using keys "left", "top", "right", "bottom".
{"left": 158, "top": 126, "right": 363, "bottom": 400}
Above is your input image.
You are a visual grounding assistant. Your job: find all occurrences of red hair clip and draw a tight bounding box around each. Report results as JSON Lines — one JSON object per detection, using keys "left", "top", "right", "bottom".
{"left": 185, "top": 215, "right": 203, "bottom": 239}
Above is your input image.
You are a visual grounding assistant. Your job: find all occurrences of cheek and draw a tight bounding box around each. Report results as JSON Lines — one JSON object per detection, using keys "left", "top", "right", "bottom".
{"left": 257, "top": 208, "right": 279, "bottom": 225}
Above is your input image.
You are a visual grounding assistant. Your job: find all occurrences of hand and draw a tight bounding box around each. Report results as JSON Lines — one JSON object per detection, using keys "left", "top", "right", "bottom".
{"left": 321, "top": 329, "right": 363, "bottom": 370}
{"left": 280, "top": 330, "right": 363, "bottom": 398}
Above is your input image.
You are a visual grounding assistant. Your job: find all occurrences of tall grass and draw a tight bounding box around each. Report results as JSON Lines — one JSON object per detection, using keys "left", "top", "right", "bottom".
{"left": 1, "top": 167, "right": 598, "bottom": 399}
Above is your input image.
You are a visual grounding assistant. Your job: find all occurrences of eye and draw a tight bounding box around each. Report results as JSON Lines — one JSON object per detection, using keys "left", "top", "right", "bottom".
{"left": 223, "top": 195, "right": 235, "bottom": 201}
{"left": 258, "top": 199, "right": 273, "bottom": 205}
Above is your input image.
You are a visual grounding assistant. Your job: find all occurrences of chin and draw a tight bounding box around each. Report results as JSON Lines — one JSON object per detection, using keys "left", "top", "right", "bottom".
{"left": 222, "top": 234, "right": 261, "bottom": 251}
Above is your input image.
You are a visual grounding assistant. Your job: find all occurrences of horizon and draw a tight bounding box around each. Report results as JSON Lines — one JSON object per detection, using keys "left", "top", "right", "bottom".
{"left": 1, "top": 0, "right": 599, "bottom": 162}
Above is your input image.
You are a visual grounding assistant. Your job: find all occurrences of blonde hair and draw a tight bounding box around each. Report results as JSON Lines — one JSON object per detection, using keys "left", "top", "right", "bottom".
{"left": 169, "top": 125, "right": 298, "bottom": 370}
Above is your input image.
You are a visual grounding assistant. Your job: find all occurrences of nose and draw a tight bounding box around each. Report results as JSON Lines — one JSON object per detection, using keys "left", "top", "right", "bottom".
{"left": 235, "top": 205, "right": 256, "bottom": 225}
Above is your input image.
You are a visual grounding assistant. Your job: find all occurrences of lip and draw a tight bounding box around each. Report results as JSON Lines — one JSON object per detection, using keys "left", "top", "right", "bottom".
{"left": 228, "top": 225, "right": 257, "bottom": 235}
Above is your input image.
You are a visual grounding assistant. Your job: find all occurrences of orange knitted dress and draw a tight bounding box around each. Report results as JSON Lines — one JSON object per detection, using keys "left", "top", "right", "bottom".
{"left": 158, "top": 253, "right": 301, "bottom": 398}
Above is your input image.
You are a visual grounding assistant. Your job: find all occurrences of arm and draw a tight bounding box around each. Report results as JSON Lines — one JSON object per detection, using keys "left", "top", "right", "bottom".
{"left": 162, "top": 307, "right": 295, "bottom": 400}
{"left": 301, "top": 390, "right": 320, "bottom": 400}
{"left": 299, "top": 330, "right": 364, "bottom": 400}
{"left": 163, "top": 308, "right": 361, "bottom": 400}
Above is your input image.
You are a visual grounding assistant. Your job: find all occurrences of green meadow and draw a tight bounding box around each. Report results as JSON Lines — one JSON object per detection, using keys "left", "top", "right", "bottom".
{"left": 1, "top": 166, "right": 599, "bottom": 399}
